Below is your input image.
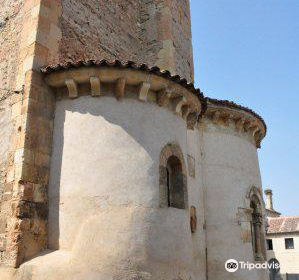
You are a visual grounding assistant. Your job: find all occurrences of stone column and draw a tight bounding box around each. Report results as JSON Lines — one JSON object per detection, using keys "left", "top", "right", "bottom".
{"left": 253, "top": 213, "right": 264, "bottom": 261}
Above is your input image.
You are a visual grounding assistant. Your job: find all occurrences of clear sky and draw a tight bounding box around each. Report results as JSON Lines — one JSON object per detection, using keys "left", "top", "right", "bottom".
{"left": 190, "top": 0, "right": 299, "bottom": 216}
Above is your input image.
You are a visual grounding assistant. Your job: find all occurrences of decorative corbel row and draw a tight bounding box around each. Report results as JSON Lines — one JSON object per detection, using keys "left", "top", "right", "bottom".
{"left": 236, "top": 118, "right": 264, "bottom": 146}
{"left": 238, "top": 118, "right": 263, "bottom": 140}
{"left": 53, "top": 69, "right": 202, "bottom": 130}
{"left": 205, "top": 110, "right": 265, "bottom": 147}
{"left": 155, "top": 88, "right": 199, "bottom": 129}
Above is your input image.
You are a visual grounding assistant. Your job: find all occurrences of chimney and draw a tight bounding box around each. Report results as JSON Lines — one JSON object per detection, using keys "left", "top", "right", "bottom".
{"left": 264, "top": 189, "right": 274, "bottom": 210}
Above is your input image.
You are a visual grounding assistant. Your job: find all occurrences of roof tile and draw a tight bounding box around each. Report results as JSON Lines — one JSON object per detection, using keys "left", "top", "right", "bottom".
{"left": 267, "top": 216, "right": 299, "bottom": 234}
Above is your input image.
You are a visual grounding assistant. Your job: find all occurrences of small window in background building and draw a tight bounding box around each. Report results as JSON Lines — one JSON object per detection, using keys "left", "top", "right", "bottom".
{"left": 285, "top": 238, "right": 294, "bottom": 250}
{"left": 267, "top": 239, "right": 273, "bottom": 250}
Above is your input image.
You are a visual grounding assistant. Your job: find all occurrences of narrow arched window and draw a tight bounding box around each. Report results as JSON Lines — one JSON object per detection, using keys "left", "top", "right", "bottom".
{"left": 166, "top": 155, "right": 185, "bottom": 209}
{"left": 159, "top": 143, "right": 188, "bottom": 209}
{"left": 250, "top": 195, "right": 265, "bottom": 261}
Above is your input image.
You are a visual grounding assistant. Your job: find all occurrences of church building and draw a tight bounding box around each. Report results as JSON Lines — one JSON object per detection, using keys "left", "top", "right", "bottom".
{"left": 0, "top": 1, "right": 269, "bottom": 279}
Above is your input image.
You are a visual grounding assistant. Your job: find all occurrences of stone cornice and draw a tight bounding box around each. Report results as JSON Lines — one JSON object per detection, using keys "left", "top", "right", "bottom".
{"left": 41, "top": 60, "right": 203, "bottom": 98}
{"left": 203, "top": 98, "right": 267, "bottom": 148}
{"left": 42, "top": 63, "right": 204, "bottom": 129}
{"left": 41, "top": 60, "right": 267, "bottom": 147}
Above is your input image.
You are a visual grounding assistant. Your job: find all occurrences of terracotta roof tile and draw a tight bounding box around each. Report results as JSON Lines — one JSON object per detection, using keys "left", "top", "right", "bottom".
{"left": 267, "top": 216, "right": 299, "bottom": 234}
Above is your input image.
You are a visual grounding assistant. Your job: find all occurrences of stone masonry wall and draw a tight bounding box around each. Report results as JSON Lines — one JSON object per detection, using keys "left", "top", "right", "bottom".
{"left": 0, "top": 0, "right": 23, "bottom": 91}
{"left": 0, "top": 0, "right": 24, "bottom": 263}
{"left": 171, "top": 0, "right": 194, "bottom": 81}
{"left": 141, "top": 0, "right": 194, "bottom": 81}
{"left": 0, "top": 0, "right": 60, "bottom": 267}
{"left": 58, "top": 0, "right": 142, "bottom": 64}
{"left": 58, "top": 0, "right": 194, "bottom": 81}
{"left": 0, "top": 94, "right": 13, "bottom": 259}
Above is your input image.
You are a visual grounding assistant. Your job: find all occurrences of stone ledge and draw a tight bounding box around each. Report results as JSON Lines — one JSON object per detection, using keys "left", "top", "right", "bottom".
{"left": 43, "top": 66, "right": 203, "bottom": 129}
{"left": 41, "top": 60, "right": 267, "bottom": 146}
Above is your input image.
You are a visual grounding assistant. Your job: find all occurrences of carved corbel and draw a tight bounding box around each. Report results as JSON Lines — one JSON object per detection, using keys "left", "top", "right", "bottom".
{"left": 115, "top": 77, "right": 126, "bottom": 99}
{"left": 253, "top": 128, "right": 261, "bottom": 140}
{"left": 254, "top": 131, "right": 263, "bottom": 148}
{"left": 249, "top": 125, "right": 260, "bottom": 137}
{"left": 228, "top": 113, "right": 235, "bottom": 122}
{"left": 243, "top": 119, "right": 252, "bottom": 132}
{"left": 211, "top": 111, "right": 221, "bottom": 124}
{"left": 90, "top": 77, "right": 101, "bottom": 97}
{"left": 65, "top": 79, "right": 78, "bottom": 99}
{"left": 220, "top": 114, "right": 230, "bottom": 126}
{"left": 138, "top": 82, "right": 151, "bottom": 101}
{"left": 157, "top": 88, "right": 172, "bottom": 107}
{"left": 182, "top": 106, "right": 190, "bottom": 120}
{"left": 172, "top": 96, "right": 187, "bottom": 115}
{"left": 187, "top": 112, "right": 198, "bottom": 130}
{"left": 235, "top": 118, "right": 245, "bottom": 132}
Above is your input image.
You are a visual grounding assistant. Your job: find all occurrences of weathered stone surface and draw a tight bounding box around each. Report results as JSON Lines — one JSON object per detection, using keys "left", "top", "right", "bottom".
{"left": 0, "top": 0, "right": 23, "bottom": 91}
{"left": 0, "top": 0, "right": 24, "bottom": 247}
{"left": 58, "top": 0, "right": 141, "bottom": 64}
{"left": 57, "top": 0, "right": 194, "bottom": 82}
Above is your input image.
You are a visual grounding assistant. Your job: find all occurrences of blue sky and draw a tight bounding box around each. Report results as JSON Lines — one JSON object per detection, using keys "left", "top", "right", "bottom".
{"left": 190, "top": 0, "right": 299, "bottom": 216}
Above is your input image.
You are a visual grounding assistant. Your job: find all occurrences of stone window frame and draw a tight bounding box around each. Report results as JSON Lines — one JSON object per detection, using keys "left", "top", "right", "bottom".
{"left": 159, "top": 143, "right": 188, "bottom": 209}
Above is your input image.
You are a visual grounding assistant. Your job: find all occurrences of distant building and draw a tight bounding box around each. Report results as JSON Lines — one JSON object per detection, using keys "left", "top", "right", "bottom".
{"left": 265, "top": 190, "right": 299, "bottom": 280}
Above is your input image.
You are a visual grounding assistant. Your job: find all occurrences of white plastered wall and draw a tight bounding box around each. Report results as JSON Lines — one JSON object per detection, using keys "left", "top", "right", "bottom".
{"left": 14, "top": 95, "right": 207, "bottom": 280}
{"left": 200, "top": 121, "right": 268, "bottom": 280}
{"left": 267, "top": 233, "right": 299, "bottom": 279}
